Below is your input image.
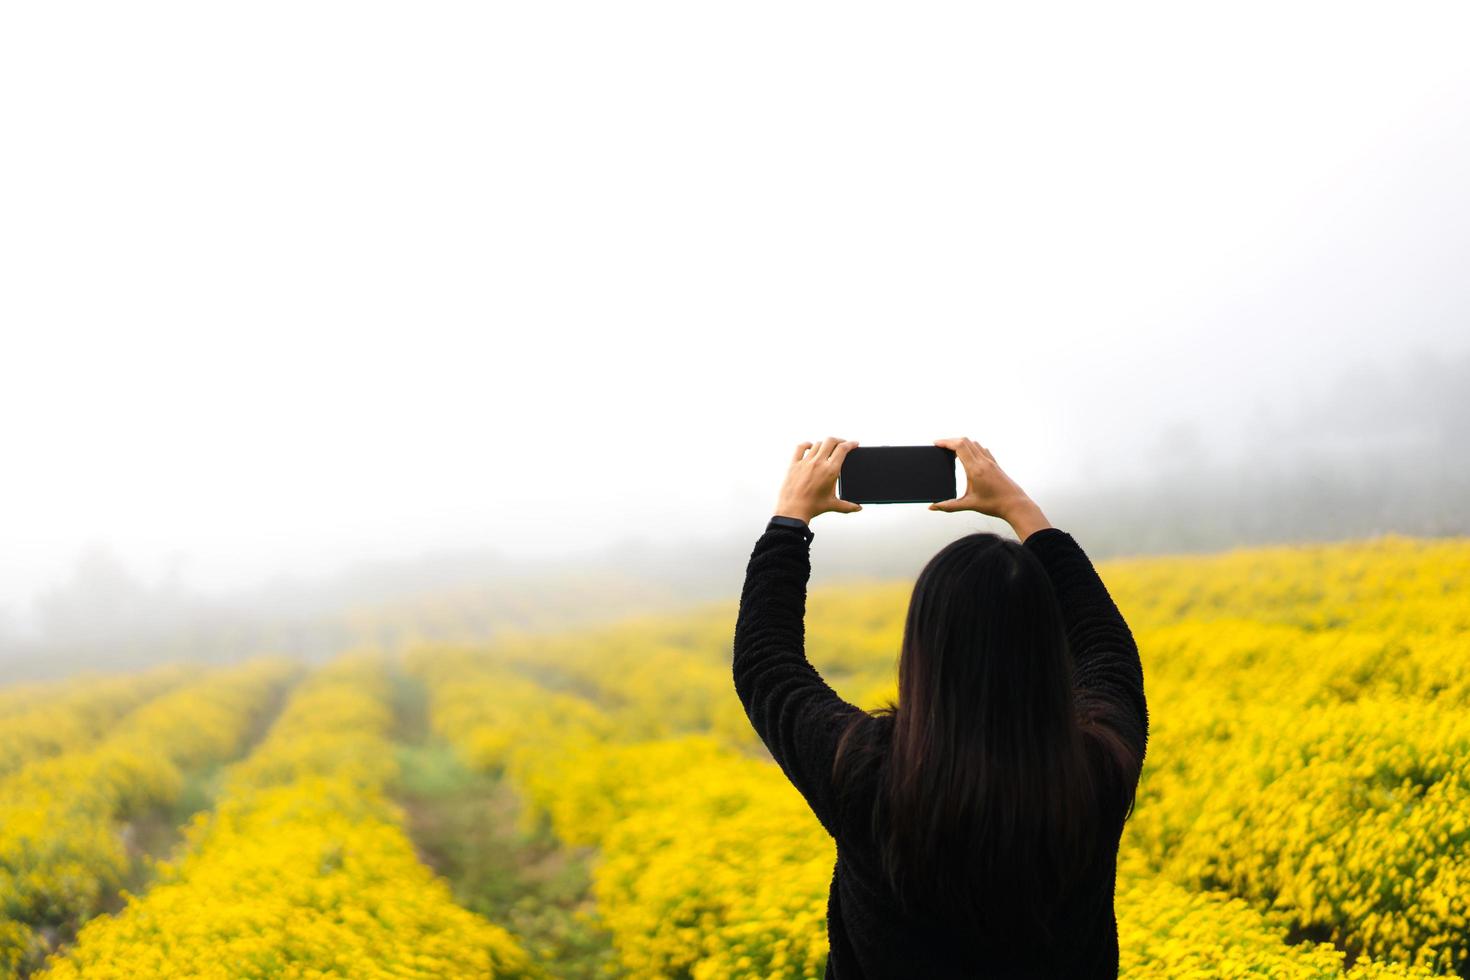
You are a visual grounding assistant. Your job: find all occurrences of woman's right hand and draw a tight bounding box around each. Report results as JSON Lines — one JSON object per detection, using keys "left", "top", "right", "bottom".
{"left": 929, "top": 437, "right": 1050, "bottom": 537}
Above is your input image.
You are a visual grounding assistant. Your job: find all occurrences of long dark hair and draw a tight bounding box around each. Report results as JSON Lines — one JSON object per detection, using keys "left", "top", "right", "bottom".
{"left": 833, "top": 532, "right": 1136, "bottom": 947}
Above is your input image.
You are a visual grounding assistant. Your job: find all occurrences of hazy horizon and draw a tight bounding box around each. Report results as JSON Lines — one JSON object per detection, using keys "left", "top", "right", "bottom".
{"left": 5, "top": 2, "right": 1470, "bottom": 642}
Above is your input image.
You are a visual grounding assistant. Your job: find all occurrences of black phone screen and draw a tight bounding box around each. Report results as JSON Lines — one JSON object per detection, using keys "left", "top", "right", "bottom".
{"left": 838, "top": 446, "right": 957, "bottom": 504}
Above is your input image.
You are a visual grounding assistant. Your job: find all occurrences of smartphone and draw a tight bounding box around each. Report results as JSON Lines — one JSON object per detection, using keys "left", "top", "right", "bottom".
{"left": 838, "top": 445, "right": 957, "bottom": 504}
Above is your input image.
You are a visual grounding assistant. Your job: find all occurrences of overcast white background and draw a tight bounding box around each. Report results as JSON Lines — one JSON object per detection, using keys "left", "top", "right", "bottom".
{"left": 3, "top": 2, "right": 1468, "bottom": 622}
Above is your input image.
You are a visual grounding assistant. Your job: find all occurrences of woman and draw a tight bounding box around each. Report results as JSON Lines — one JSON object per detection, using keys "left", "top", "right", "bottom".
{"left": 733, "top": 436, "right": 1148, "bottom": 979}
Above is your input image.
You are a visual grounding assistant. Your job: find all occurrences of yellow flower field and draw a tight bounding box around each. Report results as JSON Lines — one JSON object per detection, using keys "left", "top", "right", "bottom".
{"left": 0, "top": 665, "right": 193, "bottom": 780}
{"left": 411, "top": 534, "right": 1469, "bottom": 978}
{"left": 1, "top": 533, "right": 1466, "bottom": 977}
{"left": 37, "top": 654, "right": 531, "bottom": 980}
{"left": 1, "top": 659, "right": 295, "bottom": 974}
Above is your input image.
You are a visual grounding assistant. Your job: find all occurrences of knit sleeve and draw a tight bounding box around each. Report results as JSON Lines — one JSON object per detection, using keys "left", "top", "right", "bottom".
{"left": 1022, "top": 527, "right": 1149, "bottom": 774}
{"left": 733, "top": 520, "right": 865, "bottom": 838}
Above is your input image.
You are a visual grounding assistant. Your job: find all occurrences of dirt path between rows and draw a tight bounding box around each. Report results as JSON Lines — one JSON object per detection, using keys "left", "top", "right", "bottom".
{"left": 390, "top": 672, "right": 618, "bottom": 978}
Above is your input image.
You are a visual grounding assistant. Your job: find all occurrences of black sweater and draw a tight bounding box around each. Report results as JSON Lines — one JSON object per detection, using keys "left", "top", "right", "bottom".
{"left": 733, "top": 519, "right": 1148, "bottom": 979}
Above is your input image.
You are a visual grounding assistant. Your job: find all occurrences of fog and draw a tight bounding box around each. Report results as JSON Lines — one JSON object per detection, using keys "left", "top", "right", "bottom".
{"left": 3, "top": 2, "right": 1468, "bottom": 672}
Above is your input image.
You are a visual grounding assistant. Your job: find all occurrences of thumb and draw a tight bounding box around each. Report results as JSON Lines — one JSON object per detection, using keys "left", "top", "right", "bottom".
{"left": 836, "top": 500, "right": 863, "bottom": 514}
{"left": 929, "top": 499, "right": 961, "bottom": 512}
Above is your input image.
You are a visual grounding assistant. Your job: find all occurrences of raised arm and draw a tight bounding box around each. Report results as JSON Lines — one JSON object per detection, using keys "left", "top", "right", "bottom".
{"left": 732, "top": 438, "right": 865, "bottom": 837}
{"left": 733, "top": 518, "right": 864, "bottom": 837}
{"left": 1022, "top": 527, "right": 1149, "bottom": 771}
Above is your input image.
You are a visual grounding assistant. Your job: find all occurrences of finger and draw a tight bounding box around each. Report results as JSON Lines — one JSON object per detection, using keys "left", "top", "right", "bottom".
{"left": 952, "top": 440, "right": 983, "bottom": 468}
{"left": 815, "top": 436, "right": 841, "bottom": 462}
{"left": 936, "top": 437, "right": 978, "bottom": 466}
{"left": 831, "top": 439, "right": 858, "bottom": 466}
{"left": 792, "top": 441, "right": 816, "bottom": 463}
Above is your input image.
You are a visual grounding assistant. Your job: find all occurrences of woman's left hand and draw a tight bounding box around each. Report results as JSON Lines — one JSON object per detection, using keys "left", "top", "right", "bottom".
{"left": 774, "top": 438, "right": 863, "bottom": 523}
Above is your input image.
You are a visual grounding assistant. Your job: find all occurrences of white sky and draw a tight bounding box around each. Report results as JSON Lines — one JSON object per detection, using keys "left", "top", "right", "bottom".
{"left": 3, "top": 2, "right": 1469, "bottom": 618}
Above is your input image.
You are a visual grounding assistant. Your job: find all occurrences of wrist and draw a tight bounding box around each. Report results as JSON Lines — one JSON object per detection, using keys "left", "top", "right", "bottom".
{"left": 1002, "top": 498, "right": 1051, "bottom": 540}
{"left": 773, "top": 500, "right": 816, "bottom": 523}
